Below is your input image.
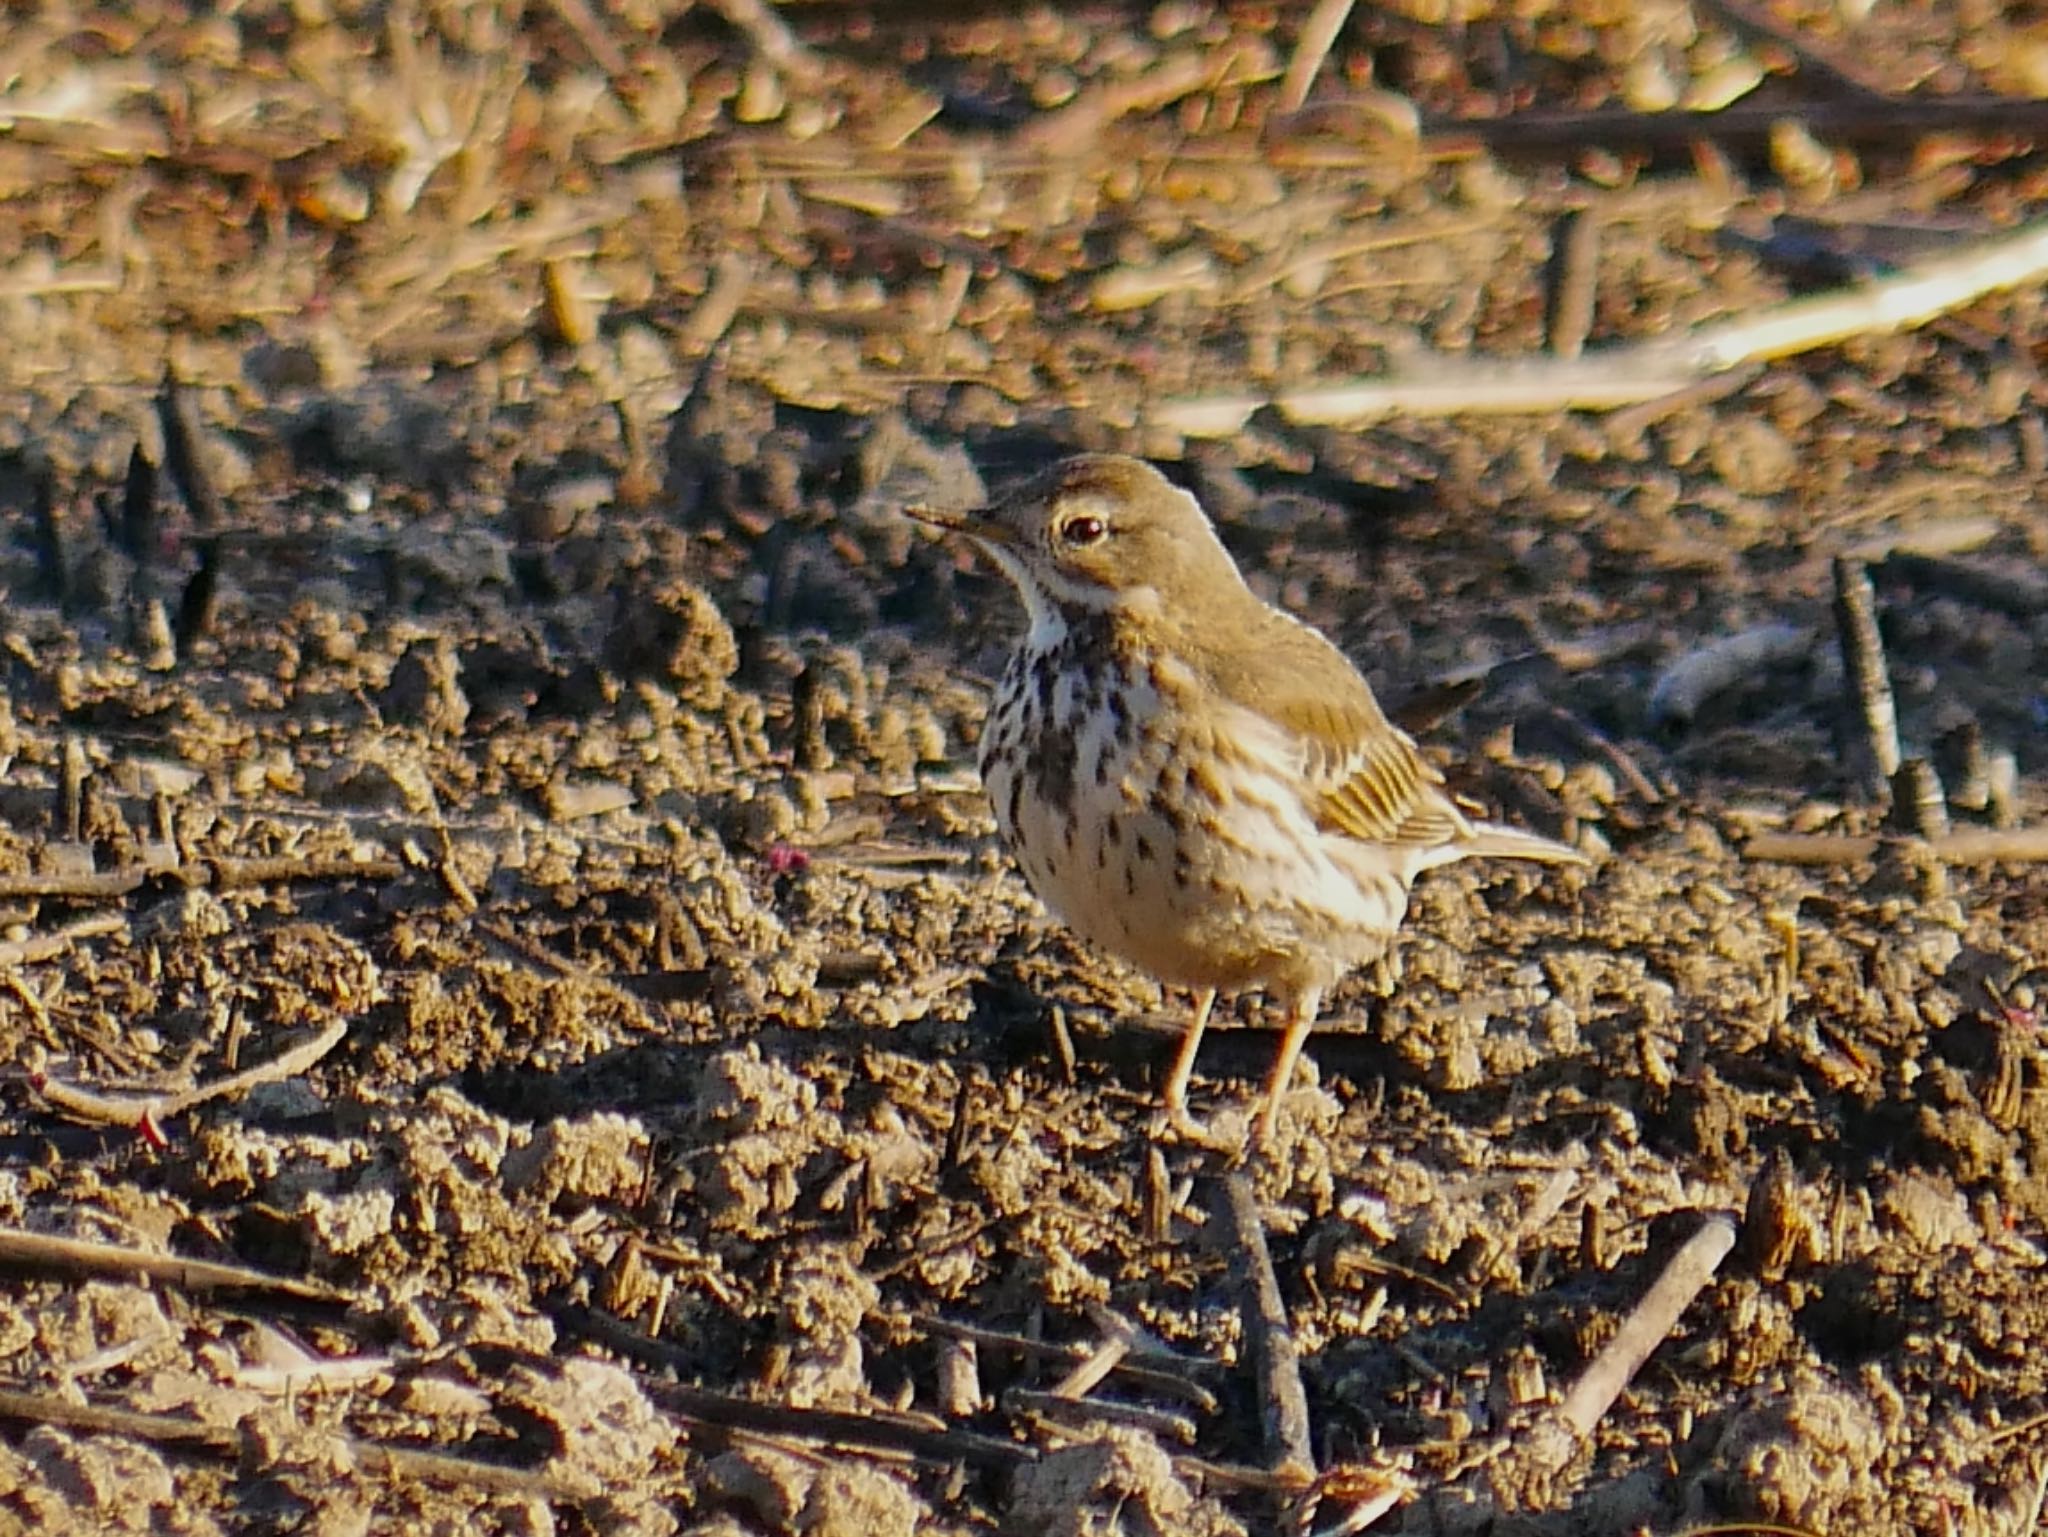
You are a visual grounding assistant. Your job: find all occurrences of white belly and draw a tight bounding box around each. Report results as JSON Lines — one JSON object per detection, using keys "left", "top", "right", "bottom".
{"left": 979, "top": 655, "right": 1406, "bottom": 996}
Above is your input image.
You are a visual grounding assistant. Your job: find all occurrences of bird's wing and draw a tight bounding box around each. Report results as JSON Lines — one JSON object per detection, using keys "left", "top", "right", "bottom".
{"left": 1271, "top": 689, "right": 1471, "bottom": 850}
{"left": 1206, "top": 612, "right": 1470, "bottom": 852}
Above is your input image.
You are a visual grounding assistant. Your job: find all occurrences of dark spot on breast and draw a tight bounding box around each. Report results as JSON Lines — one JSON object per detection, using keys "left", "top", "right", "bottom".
{"left": 1134, "top": 833, "right": 1153, "bottom": 861}
{"left": 1105, "top": 820, "right": 1122, "bottom": 846}
{"left": 1006, "top": 773, "right": 1025, "bottom": 832}
{"left": 1027, "top": 647, "right": 1121, "bottom": 815}
{"left": 1149, "top": 786, "right": 1189, "bottom": 834}
{"left": 1033, "top": 654, "right": 1057, "bottom": 714}
{"left": 1029, "top": 723, "right": 1080, "bottom": 814}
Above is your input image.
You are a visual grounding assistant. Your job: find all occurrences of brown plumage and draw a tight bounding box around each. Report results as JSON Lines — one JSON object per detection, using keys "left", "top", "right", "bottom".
{"left": 910, "top": 453, "right": 1587, "bottom": 1142}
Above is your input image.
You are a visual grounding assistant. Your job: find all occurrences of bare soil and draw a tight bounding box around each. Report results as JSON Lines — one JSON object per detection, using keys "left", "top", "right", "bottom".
{"left": 4, "top": 3, "right": 2048, "bottom": 1533}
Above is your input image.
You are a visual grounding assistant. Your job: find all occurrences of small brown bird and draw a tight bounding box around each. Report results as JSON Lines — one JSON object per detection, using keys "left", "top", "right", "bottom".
{"left": 910, "top": 454, "right": 1586, "bottom": 1142}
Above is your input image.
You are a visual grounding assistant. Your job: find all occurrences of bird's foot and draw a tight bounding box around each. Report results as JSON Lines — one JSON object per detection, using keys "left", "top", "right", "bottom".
{"left": 1252, "top": 1073, "right": 1331, "bottom": 1152}
{"left": 1146, "top": 1100, "right": 1247, "bottom": 1155}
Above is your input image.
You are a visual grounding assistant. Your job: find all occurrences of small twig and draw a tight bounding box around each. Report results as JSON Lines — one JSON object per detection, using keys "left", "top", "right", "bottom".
{"left": 677, "top": 250, "right": 754, "bottom": 357}
{"left": 1529, "top": 1214, "right": 1737, "bottom": 1469}
{"left": 1603, "top": 363, "right": 1763, "bottom": 453}
{"left": 1019, "top": 43, "right": 1275, "bottom": 154}
{"left": 0, "top": 869, "right": 146, "bottom": 902}
{"left": 231, "top": 1353, "right": 397, "bottom": 1397}
{"left": 546, "top": 0, "right": 630, "bottom": 79}
{"left": 1695, "top": 0, "right": 1899, "bottom": 100}
{"left": 1889, "top": 758, "right": 1950, "bottom": 839}
{"left": 1832, "top": 556, "right": 1901, "bottom": 784}
{"left": 1587, "top": 1230, "right": 1736, "bottom": 1435}
{"left": 1542, "top": 707, "right": 1664, "bottom": 805}
{"left": 206, "top": 854, "right": 406, "bottom": 888}
{"left": 0, "top": 856, "right": 401, "bottom": 902}
{"left": 1090, "top": 250, "right": 1222, "bottom": 314}
{"left": 1296, "top": 1461, "right": 1415, "bottom": 1536}
{"left": 156, "top": 371, "right": 226, "bottom": 533}
{"left": 0, "top": 1385, "right": 593, "bottom": 1500}
{"left": 940, "top": 1074, "right": 974, "bottom": 1177}
{"left": 1048, "top": 1003, "right": 1076, "bottom": 1085}
{"left": 872, "top": 1212, "right": 1006, "bottom": 1282}
{"left": 1075, "top": 1303, "right": 1221, "bottom": 1413}
{"left": 1548, "top": 208, "right": 1603, "bottom": 361}
{"left": 2018, "top": 1460, "right": 2048, "bottom": 1537}
{"left": 61, "top": 737, "right": 87, "bottom": 844}
{"left": 1051, "top": 1312, "right": 1134, "bottom": 1400}
{"left": 1154, "top": 217, "right": 2048, "bottom": 433}
{"left": 1217, "top": 1175, "right": 1316, "bottom": 1485}
{"left": 1428, "top": 93, "right": 2048, "bottom": 156}
{"left": 553, "top": 1303, "right": 1037, "bottom": 1471}
{"left": 1150, "top": 353, "right": 1698, "bottom": 435}
{"left": 1324, "top": 1246, "right": 1463, "bottom": 1306}
{"left": 30, "top": 1016, "right": 349, "bottom": 1128}
{"left": 1941, "top": 719, "right": 1992, "bottom": 813}
{"left": 915, "top": 1313, "right": 1221, "bottom": 1373}
{"left": 651, "top": 1372, "right": 1041, "bottom": 1471}
{"left": 1392, "top": 1341, "right": 1447, "bottom": 1386}
{"left": 117, "top": 442, "right": 159, "bottom": 563}
{"left": 1744, "top": 828, "right": 2048, "bottom": 865}
{"left": 935, "top": 1335, "right": 981, "bottom": 1419}
{"left": 31, "top": 462, "right": 66, "bottom": 606}
{"left": 1984, "top": 1408, "right": 2048, "bottom": 1447}
{"left": 910, "top": 1314, "right": 1224, "bottom": 1409}
{"left": 1883, "top": 552, "right": 2048, "bottom": 617}
{"left": 477, "top": 917, "right": 583, "bottom": 978}
{"left": 1474, "top": 1165, "right": 1580, "bottom": 1284}
{"left": 1227, "top": 215, "right": 1501, "bottom": 304}
{"left": 1647, "top": 624, "right": 1811, "bottom": 730}
{"left": 0, "top": 914, "right": 127, "bottom": 966}
{"left": 474, "top": 919, "right": 666, "bottom": 1036}
{"left": 703, "top": 0, "right": 819, "bottom": 79}
{"left": 1277, "top": 0, "right": 1356, "bottom": 114}
{"left": 0, "top": 1227, "right": 348, "bottom": 1303}
{"left": 1143, "top": 1143, "right": 1173, "bottom": 1244}
{"left": 174, "top": 538, "right": 219, "bottom": 657}
{"left": 1004, "top": 1387, "right": 1198, "bottom": 1444}
{"left": 1172, "top": 1453, "right": 1331, "bottom": 1494}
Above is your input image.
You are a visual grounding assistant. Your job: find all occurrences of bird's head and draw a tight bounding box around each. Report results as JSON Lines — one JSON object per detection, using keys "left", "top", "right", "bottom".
{"left": 908, "top": 454, "right": 1242, "bottom": 637}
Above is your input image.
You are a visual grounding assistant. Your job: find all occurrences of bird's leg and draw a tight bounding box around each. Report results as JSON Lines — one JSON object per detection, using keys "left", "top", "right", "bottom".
{"left": 1160, "top": 986, "right": 1218, "bottom": 1129}
{"left": 1259, "top": 986, "right": 1324, "bottom": 1143}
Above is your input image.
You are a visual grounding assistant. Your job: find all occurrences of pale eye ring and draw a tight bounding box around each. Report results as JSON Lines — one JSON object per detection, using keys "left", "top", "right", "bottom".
{"left": 1058, "top": 515, "right": 1107, "bottom": 546}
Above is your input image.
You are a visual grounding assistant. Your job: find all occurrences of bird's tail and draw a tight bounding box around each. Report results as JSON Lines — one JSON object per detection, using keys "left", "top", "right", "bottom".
{"left": 1439, "top": 821, "right": 1590, "bottom": 869}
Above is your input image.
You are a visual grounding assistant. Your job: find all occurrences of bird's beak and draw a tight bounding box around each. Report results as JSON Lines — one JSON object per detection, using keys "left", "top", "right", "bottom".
{"left": 905, "top": 503, "right": 1018, "bottom": 549}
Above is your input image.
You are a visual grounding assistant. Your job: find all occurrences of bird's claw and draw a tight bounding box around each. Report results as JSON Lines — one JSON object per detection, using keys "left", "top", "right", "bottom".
{"left": 1147, "top": 1101, "right": 1246, "bottom": 1155}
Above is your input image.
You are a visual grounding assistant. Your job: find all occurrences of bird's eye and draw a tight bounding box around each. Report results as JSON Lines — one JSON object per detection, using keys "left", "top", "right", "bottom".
{"left": 1058, "top": 516, "right": 1107, "bottom": 546}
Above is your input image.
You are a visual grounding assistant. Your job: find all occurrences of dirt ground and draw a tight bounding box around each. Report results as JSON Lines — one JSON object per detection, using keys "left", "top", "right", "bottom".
{"left": 4, "top": 1, "right": 2048, "bottom": 1533}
